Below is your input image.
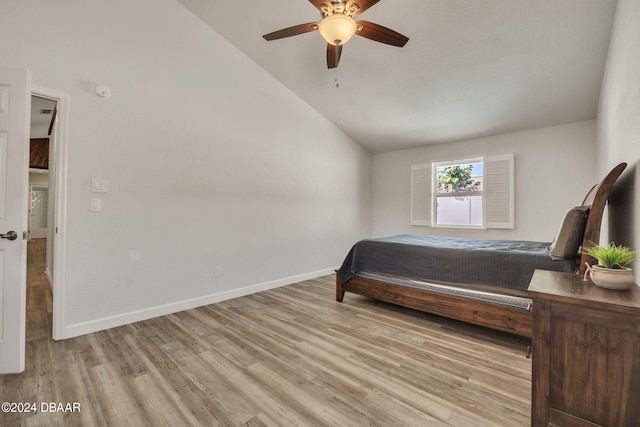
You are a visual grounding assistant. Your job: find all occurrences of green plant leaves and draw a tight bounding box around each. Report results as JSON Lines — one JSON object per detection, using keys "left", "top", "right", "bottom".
{"left": 584, "top": 242, "right": 636, "bottom": 269}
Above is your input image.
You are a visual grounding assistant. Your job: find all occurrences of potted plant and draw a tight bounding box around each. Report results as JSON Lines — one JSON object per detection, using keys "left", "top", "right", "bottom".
{"left": 583, "top": 242, "right": 637, "bottom": 290}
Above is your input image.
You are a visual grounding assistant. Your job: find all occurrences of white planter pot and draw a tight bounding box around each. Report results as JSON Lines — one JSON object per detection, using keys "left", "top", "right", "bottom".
{"left": 587, "top": 265, "right": 635, "bottom": 290}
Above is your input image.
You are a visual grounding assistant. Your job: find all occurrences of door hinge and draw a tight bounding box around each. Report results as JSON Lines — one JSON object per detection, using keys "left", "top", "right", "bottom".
{"left": 22, "top": 231, "right": 27, "bottom": 240}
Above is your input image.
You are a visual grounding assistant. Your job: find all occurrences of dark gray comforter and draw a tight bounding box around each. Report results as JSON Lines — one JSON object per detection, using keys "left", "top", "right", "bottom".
{"left": 337, "top": 234, "right": 578, "bottom": 291}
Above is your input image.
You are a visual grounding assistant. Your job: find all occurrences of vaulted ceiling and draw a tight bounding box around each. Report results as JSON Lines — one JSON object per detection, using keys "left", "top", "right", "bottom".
{"left": 177, "top": 0, "right": 617, "bottom": 153}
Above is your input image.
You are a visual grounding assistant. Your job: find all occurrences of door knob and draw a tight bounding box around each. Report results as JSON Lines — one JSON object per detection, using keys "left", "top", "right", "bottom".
{"left": 0, "top": 230, "right": 17, "bottom": 241}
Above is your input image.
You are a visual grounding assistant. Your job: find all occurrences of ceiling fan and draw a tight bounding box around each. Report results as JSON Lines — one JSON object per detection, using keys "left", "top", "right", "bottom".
{"left": 263, "top": 0, "right": 409, "bottom": 69}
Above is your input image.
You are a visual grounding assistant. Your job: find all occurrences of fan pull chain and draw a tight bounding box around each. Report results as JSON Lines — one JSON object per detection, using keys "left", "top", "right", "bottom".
{"left": 335, "top": 77, "right": 339, "bottom": 88}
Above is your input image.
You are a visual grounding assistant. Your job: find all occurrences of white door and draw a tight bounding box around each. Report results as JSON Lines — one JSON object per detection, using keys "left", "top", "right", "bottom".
{"left": 30, "top": 186, "right": 48, "bottom": 239}
{"left": 0, "top": 68, "right": 30, "bottom": 373}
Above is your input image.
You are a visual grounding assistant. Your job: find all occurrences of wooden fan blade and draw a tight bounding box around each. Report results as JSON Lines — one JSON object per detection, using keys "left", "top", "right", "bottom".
{"left": 263, "top": 22, "right": 319, "bottom": 41}
{"left": 355, "top": 20, "right": 409, "bottom": 47}
{"left": 327, "top": 43, "right": 343, "bottom": 69}
{"left": 346, "top": 0, "right": 381, "bottom": 16}
{"left": 308, "top": 0, "right": 329, "bottom": 12}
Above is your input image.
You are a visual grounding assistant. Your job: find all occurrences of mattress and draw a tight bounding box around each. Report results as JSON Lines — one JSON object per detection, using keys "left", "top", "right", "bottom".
{"left": 337, "top": 234, "right": 578, "bottom": 292}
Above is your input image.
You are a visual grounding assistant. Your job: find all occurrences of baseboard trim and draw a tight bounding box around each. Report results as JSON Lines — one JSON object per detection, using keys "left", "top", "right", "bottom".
{"left": 60, "top": 267, "right": 337, "bottom": 339}
{"left": 45, "top": 268, "right": 54, "bottom": 292}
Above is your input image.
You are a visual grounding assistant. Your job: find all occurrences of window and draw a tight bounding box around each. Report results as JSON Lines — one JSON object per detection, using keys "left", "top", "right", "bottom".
{"left": 434, "top": 157, "right": 483, "bottom": 227}
{"left": 411, "top": 154, "right": 514, "bottom": 229}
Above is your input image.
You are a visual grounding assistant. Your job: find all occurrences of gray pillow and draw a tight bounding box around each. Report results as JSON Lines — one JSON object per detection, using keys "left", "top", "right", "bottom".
{"left": 549, "top": 206, "right": 590, "bottom": 260}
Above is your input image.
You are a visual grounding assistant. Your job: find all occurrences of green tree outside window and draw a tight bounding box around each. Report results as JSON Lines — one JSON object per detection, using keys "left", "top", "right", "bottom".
{"left": 437, "top": 165, "right": 481, "bottom": 193}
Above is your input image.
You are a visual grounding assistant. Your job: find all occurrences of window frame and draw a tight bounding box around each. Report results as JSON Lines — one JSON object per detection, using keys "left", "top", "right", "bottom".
{"left": 410, "top": 153, "right": 515, "bottom": 230}
{"left": 431, "top": 156, "right": 486, "bottom": 230}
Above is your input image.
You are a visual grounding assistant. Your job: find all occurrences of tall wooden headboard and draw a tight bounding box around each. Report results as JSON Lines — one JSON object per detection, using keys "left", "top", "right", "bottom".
{"left": 579, "top": 162, "right": 627, "bottom": 274}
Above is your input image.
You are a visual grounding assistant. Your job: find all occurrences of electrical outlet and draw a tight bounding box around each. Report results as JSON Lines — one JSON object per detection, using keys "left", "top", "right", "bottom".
{"left": 214, "top": 266, "right": 221, "bottom": 277}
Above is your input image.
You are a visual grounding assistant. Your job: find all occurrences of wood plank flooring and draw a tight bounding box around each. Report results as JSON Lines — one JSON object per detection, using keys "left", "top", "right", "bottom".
{"left": 1, "top": 239, "right": 532, "bottom": 426}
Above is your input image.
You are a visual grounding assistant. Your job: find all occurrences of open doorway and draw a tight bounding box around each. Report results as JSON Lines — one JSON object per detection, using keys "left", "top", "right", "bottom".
{"left": 29, "top": 95, "right": 55, "bottom": 274}
{"left": 27, "top": 88, "right": 68, "bottom": 342}
{"left": 27, "top": 95, "right": 56, "bottom": 341}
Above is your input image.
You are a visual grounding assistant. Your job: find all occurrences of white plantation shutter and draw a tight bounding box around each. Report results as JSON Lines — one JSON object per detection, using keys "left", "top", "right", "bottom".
{"left": 485, "top": 154, "right": 514, "bottom": 229}
{"left": 411, "top": 164, "right": 430, "bottom": 226}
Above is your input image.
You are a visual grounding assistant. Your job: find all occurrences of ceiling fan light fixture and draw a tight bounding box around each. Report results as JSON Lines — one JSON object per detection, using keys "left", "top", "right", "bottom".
{"left": 318, "top": 14, "right": 357, "bottom": 46}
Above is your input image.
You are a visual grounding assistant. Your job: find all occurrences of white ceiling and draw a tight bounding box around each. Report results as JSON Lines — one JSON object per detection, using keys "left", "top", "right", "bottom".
{"left": 30, "top": 96, "right": 57, "bottom": 139}
{"left": 177, "top": 0, "right": 617, "bottom": 153}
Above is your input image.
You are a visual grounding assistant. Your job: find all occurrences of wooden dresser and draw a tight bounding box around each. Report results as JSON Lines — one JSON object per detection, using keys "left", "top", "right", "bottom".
{"left": 528, "top": 269, "right": 640, "bottom": 427}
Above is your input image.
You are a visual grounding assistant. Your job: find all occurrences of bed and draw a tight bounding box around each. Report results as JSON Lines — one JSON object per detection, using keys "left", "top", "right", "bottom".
{"left": 336, "top": 163, "right": 627, "bottom": 338}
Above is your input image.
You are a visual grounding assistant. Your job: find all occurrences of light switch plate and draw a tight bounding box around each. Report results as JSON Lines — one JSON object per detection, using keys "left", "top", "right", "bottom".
{"left": 91, "top": 178, "right": 109, "bottom": 193}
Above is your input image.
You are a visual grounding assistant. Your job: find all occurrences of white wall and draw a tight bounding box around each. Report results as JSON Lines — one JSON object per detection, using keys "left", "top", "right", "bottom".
{"left": 0, "top": 0, "right": 371, "bottom": 337}
{"left": 29, "top": 171, "right": 49, "bottom": 187}
{"left": 371, "top": 121, "right": 597, "bottom": 241}
{"left": 597, "top": 0, "right": 640, "bottom": 279}
{"left": 30, "top": 126, "right": 49, "bottom": 139}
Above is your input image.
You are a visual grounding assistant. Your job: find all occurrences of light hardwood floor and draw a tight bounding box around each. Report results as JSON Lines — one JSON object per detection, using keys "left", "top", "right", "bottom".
{"left": 1, "top": 239, "right": 532, "bottom": 426}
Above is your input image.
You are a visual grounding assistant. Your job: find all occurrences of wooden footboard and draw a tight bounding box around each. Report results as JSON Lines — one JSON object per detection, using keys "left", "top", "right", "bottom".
{"left": 337, "top": 275, "right": 533, "bottom": 338}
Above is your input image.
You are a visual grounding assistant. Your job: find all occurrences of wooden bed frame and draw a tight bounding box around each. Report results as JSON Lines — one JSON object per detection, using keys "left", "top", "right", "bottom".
{"left": 336, "top": 163, "right": 627, "bottom": 338}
